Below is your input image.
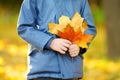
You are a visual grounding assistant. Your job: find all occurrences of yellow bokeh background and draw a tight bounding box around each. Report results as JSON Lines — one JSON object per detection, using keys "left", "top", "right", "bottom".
{"left": 0, "top": 1, "right": 120, "bottom": 80}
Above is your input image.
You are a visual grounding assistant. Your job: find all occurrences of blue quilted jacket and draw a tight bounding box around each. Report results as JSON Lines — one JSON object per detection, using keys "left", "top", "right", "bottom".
{"left": 17, "top": 0, "right": 96, "bottom": 79}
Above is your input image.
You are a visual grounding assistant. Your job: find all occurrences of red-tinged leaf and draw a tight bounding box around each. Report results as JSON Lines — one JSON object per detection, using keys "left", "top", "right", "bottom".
{"left": 48, "top": 12, "right": 93, "bottom": 48}
{"left": 81, "top": 20, "right": 88, "bottom": 33}
{"left": 72, "top": 30, "right": 82, "bottom": 43}
{"left": 80, "top": 34, "right": 93, "bottom": 43}
{"left": 58, "top": 31, "right": 68, "bottom": 39}
{"left": 58, "top": 24, "right": 75, "bottom": 41}
{"left": 77, "top": 34, "right": 93, "bottom": 48}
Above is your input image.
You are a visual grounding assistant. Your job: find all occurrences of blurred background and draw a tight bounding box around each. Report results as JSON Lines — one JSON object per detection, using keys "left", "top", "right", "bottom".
{"left": 0, "top": 0, "right": 120, "bottom": 80}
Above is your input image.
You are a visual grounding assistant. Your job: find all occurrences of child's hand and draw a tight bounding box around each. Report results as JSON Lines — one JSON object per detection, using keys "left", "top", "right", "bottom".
{"left": 50, "top": 38, "right": 72, "bottom": 54}
{"left": 68, "top": 44, "right": 80, "bottom": 57}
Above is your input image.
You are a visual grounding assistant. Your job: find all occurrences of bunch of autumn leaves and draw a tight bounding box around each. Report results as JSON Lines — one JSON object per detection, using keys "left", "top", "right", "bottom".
{"left": 48, "top": 12, "right": 93, "bottom": 48}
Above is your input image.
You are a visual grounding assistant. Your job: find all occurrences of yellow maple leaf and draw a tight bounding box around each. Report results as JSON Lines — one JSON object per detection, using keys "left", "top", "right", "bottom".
{"left": 59, "top": 16, "right": 70, "bottom": 26}
{"left": 48, "top": 16, "right": 70, "bottom": 34}
{"left": 48, "top": 12, "right": 92, "bottom": 48}
{"left": 77, "top": 34, "right": 93, "bottom": 48}
{"left": 81, "top": 20, "right": 88, "bottom": 33}
{"left": 69, "top": 12, "right": 84, "bottom": 31}
{"left": 48, "top": 23, "right": 58, "bottom": 34}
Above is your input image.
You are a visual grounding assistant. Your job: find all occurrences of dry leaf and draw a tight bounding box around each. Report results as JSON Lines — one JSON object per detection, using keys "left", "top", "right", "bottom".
{"left": 48, "top": 12, "right": 93, "bottom": 48}
{"left": 69, "top": 12, "right": 84, "bottom": 31}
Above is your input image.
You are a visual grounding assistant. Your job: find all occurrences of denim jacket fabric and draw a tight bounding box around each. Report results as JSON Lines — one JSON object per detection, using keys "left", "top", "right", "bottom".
{"left": 17, "top": 0, "right": 96, "bottom": 79}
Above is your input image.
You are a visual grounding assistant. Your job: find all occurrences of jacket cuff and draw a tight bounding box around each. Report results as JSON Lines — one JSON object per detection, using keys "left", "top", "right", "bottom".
{"left": 80, "top": 47, "right": 87, "bottom": 54}
{"left": 44, "top": 37, "right": 54, "bottom": 50}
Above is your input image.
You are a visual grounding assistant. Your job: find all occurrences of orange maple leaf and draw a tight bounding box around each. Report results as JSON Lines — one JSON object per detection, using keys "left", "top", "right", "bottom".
{"left": 48, "top": 12, "right": 93, "bottom": 48}
{"left": 57, "top": 24, "right": 92, "bottom": 48}
{"left": 77, "top": 34, "right": 93, "bottom": 48}
{"left": 58, "top": 24, "right": 76, "bottom": 42}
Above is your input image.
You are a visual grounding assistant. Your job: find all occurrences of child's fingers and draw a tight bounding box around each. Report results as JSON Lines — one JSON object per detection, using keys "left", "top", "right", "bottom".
{"left": 69, "top": 44, "right": 76, "bottom": 49}
{"left": 70, "top": 52, "right": 78, "bottom": 57}
{"left": 60, "top": 46, "right": 68, "bottom": 52}
{"left": 59, "top": 50, "right": 66, "bottom": 54}
{"left": 69, "top": 48, "right": 79, "bottom": 55}
{"left": 63, "top": 39, "right": 72, "bottom": 45}
{"left": 69, "top": 50, "right": 78, "bottom": 54}
{"left": 69, "top": 44, "right": 80, "bottom": 57}
{"left": 58, "top": 48, "right": 66, "bottom": 54}
{"left": 69, "top": 48, "right": 78, "bottom": 52}
{"left": 57, "top": 45, "right": 68, "bottom": 54}
{"left": 70, "top": 50, "right": 80, "bottom": 57}
{"left": 69, "top": 49, "right": 78, "bottom": 54}
{"left": 62, "top": 42, "right": 70, "bottom": 48}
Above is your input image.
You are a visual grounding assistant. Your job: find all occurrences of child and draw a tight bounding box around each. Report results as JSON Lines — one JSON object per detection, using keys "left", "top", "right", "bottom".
{"left": 17, "top": 0, "right": 96, "bottom": 80}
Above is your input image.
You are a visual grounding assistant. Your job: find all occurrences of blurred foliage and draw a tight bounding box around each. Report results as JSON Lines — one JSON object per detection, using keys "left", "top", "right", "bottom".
{"left": 0, "top": 0, "right": 22, "bottom": 11}
{"left": 89, "top": 0, "right": 103, "bottom": 7}
{"left": 0, "top": 0, "right": 120, "bottom": 80}
{"left": 91, "top": 6, "right": 105, "bottom": 25}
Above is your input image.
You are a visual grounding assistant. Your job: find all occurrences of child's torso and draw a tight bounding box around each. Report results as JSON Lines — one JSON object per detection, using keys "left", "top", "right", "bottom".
{"left": 35, "top": 0, "right": 84, "bottom": 31}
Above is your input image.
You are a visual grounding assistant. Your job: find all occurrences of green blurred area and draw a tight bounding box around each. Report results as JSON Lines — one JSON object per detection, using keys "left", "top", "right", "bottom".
{"left": 0, "top": 0, "right": 120, "bottom": 80}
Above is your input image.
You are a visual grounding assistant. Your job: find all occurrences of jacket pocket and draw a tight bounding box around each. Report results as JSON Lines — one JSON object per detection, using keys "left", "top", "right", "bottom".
{"left": 28, "top": 49, "right": 60, "bottom": 74}
{"left": 73, "top": 56, "right": 83, "bottom": 74}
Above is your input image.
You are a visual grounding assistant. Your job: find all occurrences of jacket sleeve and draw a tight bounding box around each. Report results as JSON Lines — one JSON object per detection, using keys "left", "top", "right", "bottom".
{"left": 80, "top": 0, "right": 97, "bottom": 54}
{"left": 17, "top": 0, "right": 53, "bottom": 51}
